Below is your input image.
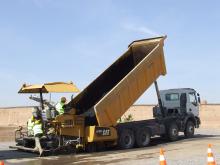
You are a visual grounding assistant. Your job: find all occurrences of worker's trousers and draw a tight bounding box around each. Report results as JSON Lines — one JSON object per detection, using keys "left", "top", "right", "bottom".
{"left": 35, "top": 134, "right": 43, "bottom": 156}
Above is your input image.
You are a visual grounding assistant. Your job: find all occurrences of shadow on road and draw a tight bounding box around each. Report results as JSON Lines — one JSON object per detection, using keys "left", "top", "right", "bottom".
{"left": 150, "top": 133, "right": 220, "bottom": 146}
{"left": 81, "top": 133, "right": 220, "bottom": 157}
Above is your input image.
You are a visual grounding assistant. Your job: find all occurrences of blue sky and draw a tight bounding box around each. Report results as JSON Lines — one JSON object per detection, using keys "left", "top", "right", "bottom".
{"left": 0, "top": 0, "right": 220, "bottom": 107}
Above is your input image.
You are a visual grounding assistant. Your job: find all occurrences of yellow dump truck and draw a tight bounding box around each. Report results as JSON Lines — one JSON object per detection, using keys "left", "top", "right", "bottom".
{"left": 11, "top": 36, "right": 201, "bottom": 155}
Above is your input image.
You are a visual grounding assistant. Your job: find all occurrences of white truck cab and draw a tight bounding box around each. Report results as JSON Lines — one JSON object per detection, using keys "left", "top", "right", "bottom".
{"left": 153, "top": 87, "right": 201, "bottom": 140}
{"left": 159, "top": 88, "right": 200, "bottom": 117}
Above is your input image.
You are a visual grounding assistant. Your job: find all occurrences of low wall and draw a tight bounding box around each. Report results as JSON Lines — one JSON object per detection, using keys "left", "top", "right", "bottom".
{"left": 124, "top": 104, "right": 220, "bottom": 128}
{"left": 0, "top": 104, "right": 219, "bottom": 127}
{"left": 0, "top": 104, "right": 219, "bottom": 141}
{"left": 199, "top": 104, "right": 220, "bottom": 128}
{"left": 0, "top": 107, "right": 33, "bottom": 141}
{"left": 0, "top": 107, "right": 33, "bottom": 127}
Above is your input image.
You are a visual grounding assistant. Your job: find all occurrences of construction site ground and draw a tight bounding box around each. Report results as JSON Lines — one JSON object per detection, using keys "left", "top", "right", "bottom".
{"left": 0, "top": 128, "right": 220, "bottom": 165}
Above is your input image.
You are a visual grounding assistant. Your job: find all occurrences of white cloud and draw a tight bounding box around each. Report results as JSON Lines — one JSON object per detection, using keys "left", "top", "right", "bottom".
{"left": 122, "top": 23, "right": 161, "bottom": 37}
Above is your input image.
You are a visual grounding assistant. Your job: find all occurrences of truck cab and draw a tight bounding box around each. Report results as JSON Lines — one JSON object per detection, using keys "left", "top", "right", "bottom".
{"left": 153, "top": 88, "right": 201, "bottom": 141}
{"left": 159, "top": 88, "right": 200, "bottom": 117}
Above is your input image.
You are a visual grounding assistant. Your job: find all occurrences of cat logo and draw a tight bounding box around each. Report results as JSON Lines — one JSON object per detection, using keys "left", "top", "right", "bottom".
{"left": 95, "top": 127, "right": 111, "bottom": 136}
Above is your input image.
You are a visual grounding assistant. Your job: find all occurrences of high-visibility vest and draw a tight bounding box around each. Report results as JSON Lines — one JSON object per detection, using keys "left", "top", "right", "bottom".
{"left": 27, "top": 119, "right": 34, "bottom": 135}
{"left": 56, "top": 102, "right": 65, "bottom": 115}
{"left": 33, "top": 121, "right": 43, "bottom": 136}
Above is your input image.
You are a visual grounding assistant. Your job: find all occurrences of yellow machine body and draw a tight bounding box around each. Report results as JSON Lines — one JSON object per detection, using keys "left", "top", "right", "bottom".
{"left": 54, "top": 114, "right": 118, "bottom": 144}
{"left": 54, "top": 114, "right": 85, "bottom": 137}
{"left": 85, "top": 126, "right": 117, "bottom": 143}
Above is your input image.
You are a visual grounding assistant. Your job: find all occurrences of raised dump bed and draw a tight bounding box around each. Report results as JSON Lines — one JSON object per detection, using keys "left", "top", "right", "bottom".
{"left": 67, "top": 36, "right": 167, "bottom": 127}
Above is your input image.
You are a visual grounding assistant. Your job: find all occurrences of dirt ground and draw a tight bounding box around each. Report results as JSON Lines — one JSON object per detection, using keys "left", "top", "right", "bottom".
{"left": 0, "top": 128, "right": 220, "bottom": 165}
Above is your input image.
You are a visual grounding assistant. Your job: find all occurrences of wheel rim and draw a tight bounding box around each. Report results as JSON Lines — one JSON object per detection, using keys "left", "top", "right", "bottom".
{"left": 141, "top": 133, "right": 149, "bottom": 143}
{"left": 141, "top": 134, "right": 149, "bottom": 146}
{"left": 124, "top": 135, "right": 131, "bottom": 145}
{"left": 172, "top": 129, "right": 178, "bottom": 136}
{"left": 142, "top": 134, "right": 147, "bottom": 142}
{"left": 188, "top": 125, "right": 194, "bottom": 133}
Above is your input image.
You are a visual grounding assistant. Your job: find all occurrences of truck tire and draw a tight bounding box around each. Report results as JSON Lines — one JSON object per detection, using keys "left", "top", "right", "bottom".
{"left": 167, "top": 122, "right": 179, "bottom": 141}
{"left": 85, "top": 142, "right": 96, "bottom": 153}
{"left": 184, "top": 121, "right": 195, "bottom": 138}
{"left": 135, "top": 127, "right": 150, "bottom": 147}
{"left": 160, "top": 134, "right": 167, "bottom": 140}
{"left": 118, "top": 129, "right": 135, "bottom": 149}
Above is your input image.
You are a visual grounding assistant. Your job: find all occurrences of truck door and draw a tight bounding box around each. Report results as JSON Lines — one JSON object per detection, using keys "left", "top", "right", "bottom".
{"left": 187, "top": 92, "right": 199, "bottom": 116}
{"left": 180, "top": 93, "right": 187, "bottom": 115}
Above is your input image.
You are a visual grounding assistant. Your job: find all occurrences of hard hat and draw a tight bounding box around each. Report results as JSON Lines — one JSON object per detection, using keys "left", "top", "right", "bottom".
{"left": 32, "top": 107, "right": 41, "bottom": 118}
{"left": 61, "top": 97, "right": 66, "bottom": 103}
{"left": 32, "top": 107, "right": 40, "bottom": 113}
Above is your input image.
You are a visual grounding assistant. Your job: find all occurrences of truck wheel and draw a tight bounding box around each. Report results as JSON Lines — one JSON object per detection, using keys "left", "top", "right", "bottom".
{"left": 135, "top": 127, "right": 150, "bottom": 147}
{"left": 167, "top": 122, "right": 179, "bottom": 141}
{"left": 160, "top": 134, "right": 167, "bottom": 140}
{"left": 118, "top": 129, "right": 135, "bottom": 149}
{"left": 184, "top": 121, "right": 195, "bottom": 138}
{"left": 85, "top": 142, "right": 96, "bottom": 153}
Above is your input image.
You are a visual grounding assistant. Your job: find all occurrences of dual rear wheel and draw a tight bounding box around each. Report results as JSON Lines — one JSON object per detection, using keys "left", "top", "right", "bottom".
{"left": 118, "top": 127, "right": 150, "bottom": 149}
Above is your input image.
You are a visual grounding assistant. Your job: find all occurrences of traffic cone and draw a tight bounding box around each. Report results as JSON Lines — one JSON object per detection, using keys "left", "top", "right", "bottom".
{"left": 159, "top": 148, "right": 167, "bottom": 165}
{"left": 207, "top": 144, "right": 216, "bottom": 165}
{"left": 0, "top": 160, "right": 4, "bottom": 165}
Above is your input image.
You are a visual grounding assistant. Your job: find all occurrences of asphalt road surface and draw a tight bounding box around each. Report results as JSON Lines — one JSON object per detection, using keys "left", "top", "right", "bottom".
{"left": 0, "top": 128, "right": 220, "bottom": 165}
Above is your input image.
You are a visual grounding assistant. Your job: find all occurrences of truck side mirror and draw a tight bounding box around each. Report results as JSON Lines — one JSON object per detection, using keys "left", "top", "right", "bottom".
{"left": 198, "top": 97, "right": 201, "bottom": 104}
{"left": 197, "top": 93, "right": 201, "bottom": 104}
